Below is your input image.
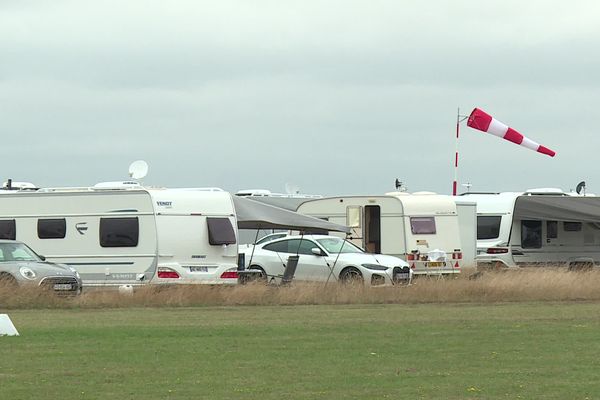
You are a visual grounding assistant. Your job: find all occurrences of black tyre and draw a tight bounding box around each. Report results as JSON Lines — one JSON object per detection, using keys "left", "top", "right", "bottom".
{"left": 248, "top": 266, "right": 268, "bottom": 283}
{"left": 339, "top": 267, "right": 363, "bottom": 284}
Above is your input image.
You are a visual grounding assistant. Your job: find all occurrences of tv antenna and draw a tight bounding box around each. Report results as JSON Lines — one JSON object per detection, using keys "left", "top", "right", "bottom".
{"left": 394, "top": 178, "right": 407, "bottom": 192}
{"left": 461, "top": 182, "right": 473, "bottom": 193}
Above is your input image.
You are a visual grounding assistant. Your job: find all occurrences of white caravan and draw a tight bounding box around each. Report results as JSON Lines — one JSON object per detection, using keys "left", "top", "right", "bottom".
{"left": 461, "top": 189, "right": 600, "bottom": 268}
{"left": 296, "top": 192, "right": 464, "bottom": 276}
{"left": 0, "top": 183, "right": 240, "bottom": 287}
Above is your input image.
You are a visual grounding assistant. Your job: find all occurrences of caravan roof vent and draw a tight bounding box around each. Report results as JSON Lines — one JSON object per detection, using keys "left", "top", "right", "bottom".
{"left": 170, "top": 187, "right": 225, "bottom": 192}
{"left": 93, "top": 181, "right": 142, "bottom": 190}
{"left": 236, "top": 189, "right": 273, "bottom": 197}
{"left": 385, "top": 191, "right": 411, "bottom": 196}
{"left": 2, "top": 181, "right": 38, "bottom": 190}
{"left": 524, "top": 188, "right": 566, "bottom": 195}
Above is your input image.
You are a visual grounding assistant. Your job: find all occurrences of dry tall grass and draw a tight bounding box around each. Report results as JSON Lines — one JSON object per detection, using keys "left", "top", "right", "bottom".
{"left": 3, "top": 268, "right": 600, "bottom": 309}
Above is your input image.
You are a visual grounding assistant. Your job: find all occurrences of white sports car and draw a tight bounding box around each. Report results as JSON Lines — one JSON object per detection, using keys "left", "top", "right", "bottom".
{"left": 241, "top": 235, "right": 411, "bottom": 286}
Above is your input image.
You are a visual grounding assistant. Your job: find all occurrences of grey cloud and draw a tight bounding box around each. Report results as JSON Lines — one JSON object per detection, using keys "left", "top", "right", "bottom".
{"left": 1, "top": 1, "right": 599, "bottom": 196}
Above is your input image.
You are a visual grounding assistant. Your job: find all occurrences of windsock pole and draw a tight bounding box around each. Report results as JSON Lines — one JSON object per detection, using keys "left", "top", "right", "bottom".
{"left": 453, "top": 108, "right": 469, "bottom": 196}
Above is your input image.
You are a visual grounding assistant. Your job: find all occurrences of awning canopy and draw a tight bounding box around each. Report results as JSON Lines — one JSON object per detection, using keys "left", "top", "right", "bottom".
{"left": 513, "top": 196, "right": 600, "bottom": 223}
{"left": 232, "top": 196, "right": 351, "bottom": 233}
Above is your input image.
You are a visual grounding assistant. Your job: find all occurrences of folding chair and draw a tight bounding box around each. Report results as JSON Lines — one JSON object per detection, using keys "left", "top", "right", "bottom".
{"left": 280, "top": 255, "right": 299, "bottom": 285}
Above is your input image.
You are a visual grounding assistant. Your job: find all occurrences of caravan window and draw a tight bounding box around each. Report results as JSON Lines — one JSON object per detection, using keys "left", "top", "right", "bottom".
{"left": 563, "top": 222, "right": 582, "bottom": 232}
{"left": 477, "top": 216, "right": 502, "bottom": 240}
{"left": 38, "top": 219, "right": 66, "bottom": 239}
{"left": 521, "top": 220, "right": 542, "bottom": 249}
{"left": 410, "top": 217, "right": 436, "bottom": 234}
{"left": 100, "top": 217, "right": 139, "bottom": 247}
{"left": 207, "top": 217, "right": 236, "bottom": 245}
{"left": 346, "top": 206, "right": 362, "bottom": 228}
{"left": 547, "top": 221, "right": 558, "bottom": 239}
{"left": 0, "top": 220, "right": 16, "bottom": 240}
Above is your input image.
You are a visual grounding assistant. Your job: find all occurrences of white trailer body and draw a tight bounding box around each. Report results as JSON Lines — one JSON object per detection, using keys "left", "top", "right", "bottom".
{"left": 0, "top": 186, "right": 239, "bottom": 286}
{"left": 296, "top": 193, "right": 463, "bottom": 275}
{"left": 461, "top": 191, "right": 600, "bottom": 268}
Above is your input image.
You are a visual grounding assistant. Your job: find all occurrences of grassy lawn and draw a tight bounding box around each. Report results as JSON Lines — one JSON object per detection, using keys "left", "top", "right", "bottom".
{"left": 2, "top": 303, "right": 600, "bottom": 399}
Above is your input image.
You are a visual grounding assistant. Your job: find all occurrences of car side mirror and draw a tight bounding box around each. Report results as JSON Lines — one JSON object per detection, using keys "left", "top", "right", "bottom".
{"left": 38, "top": 255, "right": 46, "bottom": 261}
{"left": 311, "top": 248, "right": 324, "bottom": 256}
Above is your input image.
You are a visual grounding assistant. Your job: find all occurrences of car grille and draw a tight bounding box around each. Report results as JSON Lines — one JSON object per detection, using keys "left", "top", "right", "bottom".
{"left": 393, "top": 267, "right": 411, "bottom": 283}
{"left": 39, "top": 276, "right": 80, "bottom": 294}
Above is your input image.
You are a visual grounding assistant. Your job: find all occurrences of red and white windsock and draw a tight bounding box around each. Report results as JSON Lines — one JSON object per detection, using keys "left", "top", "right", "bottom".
{"left": 467, "top": 108, "right": 556, "bottom": 157}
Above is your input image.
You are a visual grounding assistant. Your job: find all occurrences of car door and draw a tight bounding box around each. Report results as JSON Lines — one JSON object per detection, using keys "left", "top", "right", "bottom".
{"left": 284, "top": 239, "right": 331, "bottom": 282}
{"left": 260, "top": 240, "right": 291, "bottom": 276}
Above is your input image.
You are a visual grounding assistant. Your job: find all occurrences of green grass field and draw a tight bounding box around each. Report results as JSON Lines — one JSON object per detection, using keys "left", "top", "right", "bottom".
{"left": 2, "top": 303, "right": 600, "bottom": 399}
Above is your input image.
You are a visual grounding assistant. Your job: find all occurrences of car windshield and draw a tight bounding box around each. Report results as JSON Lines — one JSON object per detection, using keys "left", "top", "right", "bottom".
{"left": 316, "top": 237, "right": 364, "bottom": 254}
{"left": 0, "top": 243, "right": 41, "bottom": 262}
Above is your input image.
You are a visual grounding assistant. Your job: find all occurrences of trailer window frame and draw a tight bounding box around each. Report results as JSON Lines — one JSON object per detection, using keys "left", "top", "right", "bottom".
{"left": 477, "top": 215, "right": 502, "bottom": 240}
{"left": 521, "top": 220, "right": 542, "bottom": 249}
{"left": 547, "top": 221, "right": 558, "bottom": 239}
{"left": 207, "top": 217, "right": 237, "bottom": 246}
{"left": 563, "top": 221, "right": 582, "bottom": 232}
{"left": 409, "top": 217, "right": 436, "bottom": 235}
{"left": 38, "top": 218, "right": 67, "bottom": 239}
{"left": 99, "top": 217, "right": 139, "bottom": 247}
{"left": 0, "top": 219, "right": 16, "bottom": 240}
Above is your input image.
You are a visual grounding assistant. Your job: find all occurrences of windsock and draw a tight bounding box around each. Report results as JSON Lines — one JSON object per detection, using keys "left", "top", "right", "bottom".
{"left": 467, "top": 108, "right": 555, "bottom": 157}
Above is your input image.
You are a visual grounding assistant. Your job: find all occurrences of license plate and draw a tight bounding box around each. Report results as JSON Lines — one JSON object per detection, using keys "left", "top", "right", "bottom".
{"left": 395, "top": 273, "right": 410, "bottom": 280}
{"left": 189, "top": 266, "right": 209, "bottom": 272}
{"left": 53, "top": 283, "right": 73, "bottom": 291}
{"left": 427, "top": 262, "right": 444, "bottom": 267}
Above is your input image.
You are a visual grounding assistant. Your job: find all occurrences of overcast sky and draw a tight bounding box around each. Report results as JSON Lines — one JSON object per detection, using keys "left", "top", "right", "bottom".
{"left": 1, "top": 1, "right": 599, "bottom": 196}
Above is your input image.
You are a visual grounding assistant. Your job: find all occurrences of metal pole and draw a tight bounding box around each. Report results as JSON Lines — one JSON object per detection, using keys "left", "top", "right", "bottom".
{"left": 453, "top": 107, "right": 460, "bottom": 196}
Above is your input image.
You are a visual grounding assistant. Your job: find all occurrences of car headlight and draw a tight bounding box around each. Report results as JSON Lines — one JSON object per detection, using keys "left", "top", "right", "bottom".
{"left": 19, "top": 267, "right": 37, "bottom": 280}
{"left": 68, "top": 267, "right": 81, "bottom": 279}
{"left": 361, "top": 263, "right": 389, "bottom": 271}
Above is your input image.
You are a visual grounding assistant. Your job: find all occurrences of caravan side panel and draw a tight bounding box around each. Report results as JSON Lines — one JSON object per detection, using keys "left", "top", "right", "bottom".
{"left": 297, "top": 196, "right": 407, "bottom": 255}
{"left": 0, "top": 191, "right": 158, "bottom": 286}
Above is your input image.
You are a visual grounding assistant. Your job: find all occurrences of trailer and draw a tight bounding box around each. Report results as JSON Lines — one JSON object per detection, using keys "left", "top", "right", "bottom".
{"left": 461, "top": 189, "right": 600, "bottom": 268}
{"left": 296, "top": 192, "right": 463, "bottom": 276}
{"left": 0, "top": 183, "right": 240, "bottom": 287}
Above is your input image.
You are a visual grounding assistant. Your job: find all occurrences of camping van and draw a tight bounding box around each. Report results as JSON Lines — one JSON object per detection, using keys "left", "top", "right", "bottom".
{"left": 0, "top": 183, "right": 240, "bottom": 287}
{"left": 461, "top": 189, "right": 600, "bottom": 268}
{"left": 296, "top": 192, "right": 464, "bottom": 276}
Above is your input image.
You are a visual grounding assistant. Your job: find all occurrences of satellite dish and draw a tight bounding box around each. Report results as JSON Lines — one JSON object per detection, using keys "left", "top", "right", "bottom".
{"left": 576, "top": 181, "right": 586, "bottom": 195}
{"left": 128, "top": 160, "right": 149, "bottom": 180}
{"left": 285, "top": 183, "right": 300, "bottom": 195}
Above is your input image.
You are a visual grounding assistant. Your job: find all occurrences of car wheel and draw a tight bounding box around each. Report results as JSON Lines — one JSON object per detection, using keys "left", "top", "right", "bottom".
{"left": 0, "top": 273, "right": 18, "bottom": 288}
{"left": 248, "top": 265, "right": 268, "bottom": 283}
{"left": 339, "top": 267, "right": 363, "bottom": 285}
